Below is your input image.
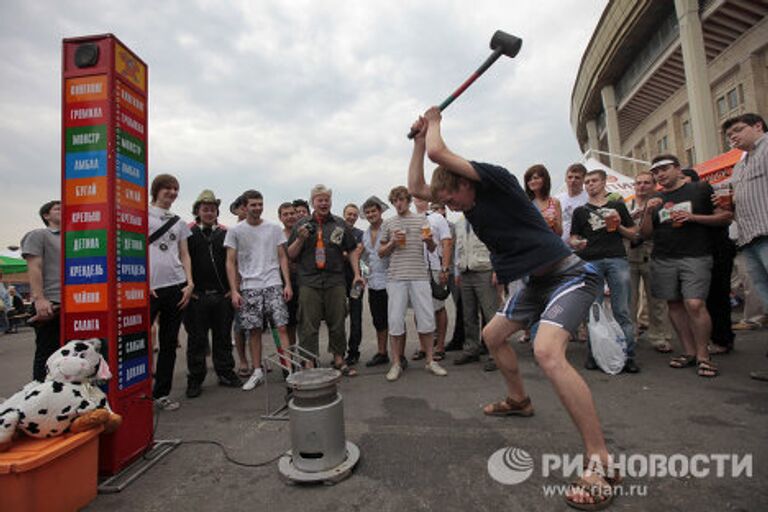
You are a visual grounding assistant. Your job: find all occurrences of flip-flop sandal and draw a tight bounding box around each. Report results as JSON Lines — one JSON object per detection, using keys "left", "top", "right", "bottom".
{"left": 654, "top": 343, "right": 673, "bottom": 353}
{"left": 697, "top": 359, "right": 719, "bottom": 378}
{"left": 482, "top": 396, "right": 534, "bottom": 417}
{"left": 669, "top": 354, "right": 696, "bottom": 369}
{"left": 564, "top": 477, "right": 615, "bottom": 511}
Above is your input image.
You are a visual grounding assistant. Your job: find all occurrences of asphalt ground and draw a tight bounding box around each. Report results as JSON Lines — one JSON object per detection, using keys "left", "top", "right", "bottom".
{"left": 1, "top": 303, "right": 767, "bottom": 512}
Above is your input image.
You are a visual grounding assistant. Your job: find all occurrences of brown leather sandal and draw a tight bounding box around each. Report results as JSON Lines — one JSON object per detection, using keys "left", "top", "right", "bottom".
{"left": 483, "top": 396, "right": 534, "bottom": 417}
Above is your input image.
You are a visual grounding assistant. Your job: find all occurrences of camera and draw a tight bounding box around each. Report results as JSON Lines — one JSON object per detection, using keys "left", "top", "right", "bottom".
{"left": 303, "top": 221, "right": 317, "bottom": 236}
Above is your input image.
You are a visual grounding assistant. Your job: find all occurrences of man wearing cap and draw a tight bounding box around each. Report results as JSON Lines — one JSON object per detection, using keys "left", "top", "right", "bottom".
{"left": 287, "top": 185, "right": 363, "bottom": 375}
{"left": 148, "top": 174, "right": 194, "bottom": 411}
{"left": 640, "top": 155, "right": 732, "bottom": 378}
{"left": 361, "top": 195, "right": 391, "bottom": 367}
{"left": 183, "top": 190, "right": 242, "bottom": 398}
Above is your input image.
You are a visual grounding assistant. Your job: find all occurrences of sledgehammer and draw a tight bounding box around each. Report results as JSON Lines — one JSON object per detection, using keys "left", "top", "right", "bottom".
{"left": 407, "top": 30, "right": 522, "bottom": 139}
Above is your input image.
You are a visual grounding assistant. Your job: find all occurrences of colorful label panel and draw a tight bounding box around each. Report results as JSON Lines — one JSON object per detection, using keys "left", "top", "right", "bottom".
{"left": 65, "top": 283, "right": 109, "bottom": 312}
{"left": 117, "top": 181, "right": 146, "bottom": 211}
{"left": 65, "top": 229, "right": 108, "bottom": 258}
{"left": 64, "top": 311, "right": 109, "bottom": 339}
{"left": 64, "top": 203, "right": 109, "bottom": 231}
{"left": 116, "top": 206, "right": 145, "bottom": 232}
{"left": 65, "top": 99, "right": 108, "bottom": 127}
{"left": 115, "top": 42, "right": 146, "bottom": 92}
{"left": 117, "top": 256, "right": 147, "bottom": 282}
{"left": 118, "top": 354, "right": 149, "bottom": 390}
{"left": 65, "top": 176, "right": 108, "bottom": 205}
{"left": 116, "top": 82, "right": 146, "bottom": 118}
{"left": 65, "top": 75, "right": 108, "bottom": 103}
{"left": 116, "top": 154, "right": 145, "bottom": 187}
{"left": 66, "top": 125, "right": 108, "bottom": 153}
{"left": 118, "top": 282, "right": 148, "bottom": 309}
{"left": 65, "top": 150, "right": 108, "bottom": 179}
{"left": 65, "top": 256, "right": 108, "bottom": 284}
{"left": 117, "top": 308, "right": 148, "bottom": 335}
{"left": 117, "top": 230, "right": 146, "bottom": 258}
{"left": 116, "top": 129, "right": 144, "bottom": 161}
{"left": 117, "top": 110, "right": 145, "bottom": 139}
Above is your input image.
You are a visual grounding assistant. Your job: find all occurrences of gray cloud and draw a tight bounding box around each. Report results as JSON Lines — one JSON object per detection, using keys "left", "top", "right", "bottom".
{"left": 0, "top": 0, "right": 606, "bottom": 243}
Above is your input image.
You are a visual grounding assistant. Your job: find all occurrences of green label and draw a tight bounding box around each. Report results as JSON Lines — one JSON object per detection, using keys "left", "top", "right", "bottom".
{"left": 118, "top": 230, "right": 146, "bottom": 258}
{"left": 66, "top": 229, "right": 108, "bottom": 258}
{"left": 117, "top": 129, "right": 144, "bottom": 161}
{"left": 66, "top": 125, "right": 107, "bottom": 152}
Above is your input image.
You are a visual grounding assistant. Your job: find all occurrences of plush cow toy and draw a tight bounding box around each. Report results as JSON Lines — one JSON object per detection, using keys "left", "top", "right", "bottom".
{"left": 0, "top": 339, "right": 122, "bottom": 451}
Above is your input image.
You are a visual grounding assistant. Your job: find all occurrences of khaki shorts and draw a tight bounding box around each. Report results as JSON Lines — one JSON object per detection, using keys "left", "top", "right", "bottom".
{"left": 650, "top": 256, "right": 713, "bottom": 301}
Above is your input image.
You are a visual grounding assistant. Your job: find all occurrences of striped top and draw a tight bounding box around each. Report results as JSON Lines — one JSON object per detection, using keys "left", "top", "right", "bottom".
{"left": 381, "top": 212, "right": 430, "bottom": 281}
{"left": 731, "top": 134, "right": 768, "bottom": 247}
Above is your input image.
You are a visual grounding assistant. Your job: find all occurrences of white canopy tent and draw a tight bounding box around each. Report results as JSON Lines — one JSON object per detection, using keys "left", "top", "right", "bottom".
{"left": 554, "top": 151, "right": 646, "bottom": 203}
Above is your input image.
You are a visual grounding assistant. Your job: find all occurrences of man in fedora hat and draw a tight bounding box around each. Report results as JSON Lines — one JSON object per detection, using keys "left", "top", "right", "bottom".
{"left": 183, "top": 190, "right": 242, "bottom": 398}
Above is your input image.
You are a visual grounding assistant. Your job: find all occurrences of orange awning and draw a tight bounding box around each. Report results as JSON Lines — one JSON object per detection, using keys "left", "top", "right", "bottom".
{"left": 693, "top": 148, "right": 744, "bottom": 183}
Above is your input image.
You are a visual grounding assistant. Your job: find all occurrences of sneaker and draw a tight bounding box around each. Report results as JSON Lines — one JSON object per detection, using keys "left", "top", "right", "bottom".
{"left": 242, "top": 368, "right": 264, "bottom": 391}
{"left": 386, "top": 364, "right": 403, "bottom": 382}
{"left": 345, "top": 353, "right": 360, "bottom": 366}
{"left": 483, "top": 359, "right": 498, "bottom": 372}
{"left": 453, "top": 353, "right": 480, "bottom": 366}
{"left": 154, "top": 396, "right": 180, "bottom": 411}
{"left": 425, "top": 360, "right": 447, "bottom": 376}
{"left": 623, "top": 359, "right": 640, "bottom": 374}
{"left": 365, "top": 352, "right": 390, "bottom": 367}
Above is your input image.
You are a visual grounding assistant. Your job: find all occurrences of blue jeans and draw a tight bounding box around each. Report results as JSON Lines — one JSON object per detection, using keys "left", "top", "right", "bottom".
{"left": 590, "top": 257, "right": 636, "bottom": 358}
{"left": 742, "top": 236, "right": 768, "bottom": 314}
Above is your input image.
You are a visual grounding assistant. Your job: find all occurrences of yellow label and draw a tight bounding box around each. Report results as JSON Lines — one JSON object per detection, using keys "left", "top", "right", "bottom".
{"left": 115, "top": 42, "right": 146, "bottom": 92}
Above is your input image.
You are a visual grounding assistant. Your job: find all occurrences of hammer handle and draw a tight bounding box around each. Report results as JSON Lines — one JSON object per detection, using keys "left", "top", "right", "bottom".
{"left": 407, "top": 47, "right": 503, "bottom": 139}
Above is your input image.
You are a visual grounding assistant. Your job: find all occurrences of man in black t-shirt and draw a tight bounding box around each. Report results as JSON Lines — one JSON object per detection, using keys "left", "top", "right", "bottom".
{"left": 570, "top": 170, "right": 639, "bottom": 373}
{"left": 640, "top": 155, "right": 732, "bottom": 378}
{"left": 408, "top": 108, "right": 616, "bottom": 509}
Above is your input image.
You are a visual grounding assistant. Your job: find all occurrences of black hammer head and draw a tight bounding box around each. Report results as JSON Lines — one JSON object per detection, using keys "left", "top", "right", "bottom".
{"left": 490, "top": 30, "right": 522, "bottom": 58}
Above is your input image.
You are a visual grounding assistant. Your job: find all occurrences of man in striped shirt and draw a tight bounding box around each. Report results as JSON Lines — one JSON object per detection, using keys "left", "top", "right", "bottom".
{"left": 722, "top": 113, "right": 768, "bottom": 381}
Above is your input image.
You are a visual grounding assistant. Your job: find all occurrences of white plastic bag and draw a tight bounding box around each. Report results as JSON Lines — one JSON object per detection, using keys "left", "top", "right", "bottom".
{"left": 587, "top": 302, "right": 627, "bottom": 375}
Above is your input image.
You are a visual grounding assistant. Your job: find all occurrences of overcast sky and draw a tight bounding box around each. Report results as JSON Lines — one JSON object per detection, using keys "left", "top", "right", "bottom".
{"left": 0, "top": 0, "right": 606, "bottom": 247}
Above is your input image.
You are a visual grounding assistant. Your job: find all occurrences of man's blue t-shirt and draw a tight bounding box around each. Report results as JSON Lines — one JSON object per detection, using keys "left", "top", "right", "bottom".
{"left": 464, "top": 162, "right": 572, "bottom": 283}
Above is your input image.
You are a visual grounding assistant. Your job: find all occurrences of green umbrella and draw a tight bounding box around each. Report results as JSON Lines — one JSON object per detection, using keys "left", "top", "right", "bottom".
{"left": 0, "top": 255, "right": 27, "bottom": 275}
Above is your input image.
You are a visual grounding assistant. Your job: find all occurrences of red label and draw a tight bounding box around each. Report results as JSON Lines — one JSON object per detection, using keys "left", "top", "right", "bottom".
{"left": 64, "top": 311, "right": 109, "bottom": 339}
{"left": 64, "top": 203, "right": 110, "bottom": 231}
{"left": 118, "top": 282, "right": 148, "bottom": 309}
{"left": 117, "top": 307, "right": 148, "bottom": 335}
{"left": 65, "top": 99, "right": 109, "bottom": 128}
{"left": 116, "top": 205, "right": 146, "bottom": 233}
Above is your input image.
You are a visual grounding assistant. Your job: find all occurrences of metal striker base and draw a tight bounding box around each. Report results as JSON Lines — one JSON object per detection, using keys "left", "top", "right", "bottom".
{"left": 278, "top": 441, "right": 360, "bottom": 485}
{"left": 260, "top": 344, "right": 317, "bottom": 421}
{"left": 98, "top": 439, "right": 181, "bottom": 493}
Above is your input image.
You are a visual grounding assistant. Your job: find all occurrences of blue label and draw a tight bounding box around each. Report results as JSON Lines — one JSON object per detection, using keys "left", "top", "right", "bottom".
{"left": 65, "top": 256, "right": 108, "bottom": 284}
{"left": 65, "top": 150, "right": 107, "bottom": 179}
{"left": 117, "top": 256, "right": 147, "bottom": 282}
{"left": 116, "top": 154, "right": 145, "bottom": 187}
{"left": 119, "top": 355, "right": 149, "bottom": 389}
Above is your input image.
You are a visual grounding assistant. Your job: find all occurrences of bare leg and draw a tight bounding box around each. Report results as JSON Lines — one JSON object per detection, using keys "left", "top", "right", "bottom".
{"left": 418, "top": 331, "right": 435, "bottom": 363}
{"left": 376, "top": 329, "right": 388, "bottom": 355}
{"left": 533, "top": 323, "right": 609, "bottom": 461}
{"left": 667, "top": 301, "right": 696, "bottom": 355}
{"left": 390, "top": 334, "right": 405, "bottom": 364}
{"left": 234, "top": 329, "right": 249, "bottom": 372}
{"left": 482, "top": 315, "right": 528, "bottom": 402}
{"left": 247, "top": 329, "right": 263, "bottom": 370}
{"left": 683, "top": 299, "right": 712, "bottom": 362}
{"left": 434, "top": 308, "right": 447, "bottom": 352}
